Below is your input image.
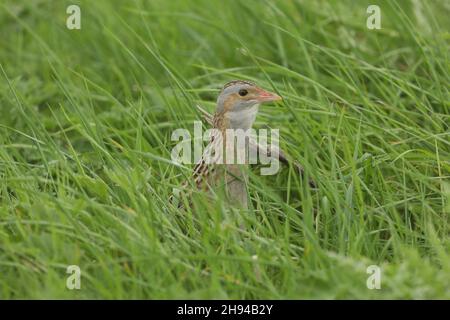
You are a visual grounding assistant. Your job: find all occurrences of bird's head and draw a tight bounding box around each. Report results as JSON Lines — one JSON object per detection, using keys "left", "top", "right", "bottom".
{"left": 216, "top": 80, "right": 282, "bottom": 130}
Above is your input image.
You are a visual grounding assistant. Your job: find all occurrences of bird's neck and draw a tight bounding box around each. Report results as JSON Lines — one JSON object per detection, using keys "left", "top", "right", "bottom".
{"left": 214, "top": 105, "right": 259, "bottom": 131}
{"left": 212, "top": 108, "right": 257, "bottom": 169}
{"left": 212, "top": 111, "right": 227, "bottom": 132}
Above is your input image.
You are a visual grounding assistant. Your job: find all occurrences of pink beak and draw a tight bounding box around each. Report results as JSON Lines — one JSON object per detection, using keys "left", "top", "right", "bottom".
{"left": 256, "top": 88, "right": 282, "bottom": 102}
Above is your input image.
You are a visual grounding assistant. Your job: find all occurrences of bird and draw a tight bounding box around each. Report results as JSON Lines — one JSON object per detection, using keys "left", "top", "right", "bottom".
{"left": 171, "top": 80, "right": 283, "bottom": 210}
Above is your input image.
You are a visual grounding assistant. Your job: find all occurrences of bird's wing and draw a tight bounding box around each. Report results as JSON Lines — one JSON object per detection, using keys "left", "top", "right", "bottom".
{"left": 169, "top": 123, "right": 222, "bottom": 208}
{"left": 191, "top": 126, "right": 223, "bottom": 188}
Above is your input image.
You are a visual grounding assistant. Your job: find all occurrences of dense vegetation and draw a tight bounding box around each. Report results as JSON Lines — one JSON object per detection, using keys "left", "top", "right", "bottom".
{"left": 0, "top": 0, "right": 448, "bottom": 298}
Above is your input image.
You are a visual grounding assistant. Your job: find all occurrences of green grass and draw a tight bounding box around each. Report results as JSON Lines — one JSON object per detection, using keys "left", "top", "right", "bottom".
{"left": 0, "top": 0, "right": 449, "bottom": 299}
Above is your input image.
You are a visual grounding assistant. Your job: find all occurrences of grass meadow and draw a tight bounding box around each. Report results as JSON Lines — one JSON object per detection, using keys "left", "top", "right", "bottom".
{"left": 0, "top": 0, "right": 449, "bottom": 299}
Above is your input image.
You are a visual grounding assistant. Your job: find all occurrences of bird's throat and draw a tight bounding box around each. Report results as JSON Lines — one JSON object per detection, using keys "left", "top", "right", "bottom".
{"left": 224, "top": 104, "right": 259, "bottom": 131}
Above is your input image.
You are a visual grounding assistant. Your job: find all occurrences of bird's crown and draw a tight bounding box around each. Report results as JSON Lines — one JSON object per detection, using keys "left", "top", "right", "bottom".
{"left": 221, "top": 80, "right": 255, "bottom": 91}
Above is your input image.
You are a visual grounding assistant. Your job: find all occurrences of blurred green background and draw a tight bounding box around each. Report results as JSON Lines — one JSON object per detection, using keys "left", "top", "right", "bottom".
{"left": 0, "top": 0, "right": 449, "bottom": 299}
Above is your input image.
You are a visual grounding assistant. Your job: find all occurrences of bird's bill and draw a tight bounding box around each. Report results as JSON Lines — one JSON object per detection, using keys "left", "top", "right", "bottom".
{"left": 255, "top": 88, "right": 282, "bottom": 102}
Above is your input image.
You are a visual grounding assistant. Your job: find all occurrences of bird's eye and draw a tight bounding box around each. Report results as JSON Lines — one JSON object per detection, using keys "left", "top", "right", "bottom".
{"left": 238, "top": 89, "right": 248, "bottom": 96}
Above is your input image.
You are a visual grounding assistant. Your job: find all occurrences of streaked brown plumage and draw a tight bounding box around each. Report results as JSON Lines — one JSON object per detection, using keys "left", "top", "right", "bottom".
{"left": 171, "top": 80, "right": 314, "bottom": 209}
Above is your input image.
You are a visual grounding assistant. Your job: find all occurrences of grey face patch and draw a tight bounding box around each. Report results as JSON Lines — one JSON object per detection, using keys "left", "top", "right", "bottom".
{"left": 216, "top": 81, "right": 257, "bottom": 113}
